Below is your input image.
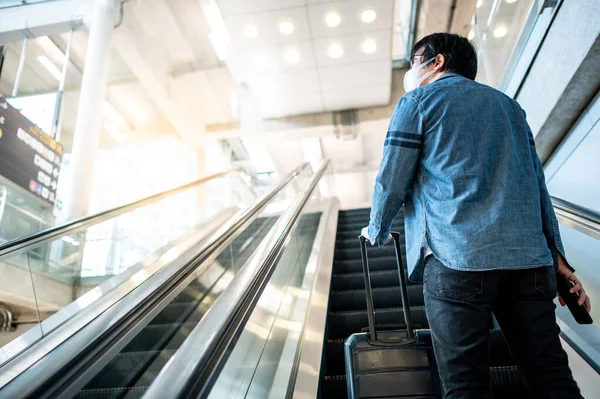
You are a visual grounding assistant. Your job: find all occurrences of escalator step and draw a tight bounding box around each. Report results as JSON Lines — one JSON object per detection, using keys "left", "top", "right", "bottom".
{"left": 334, "top": 256, "right": 416, "bottom": 275}
{"left": 76, "top": 386, "right": 148, "bottom": 399}
{"left": 490, "top": 330, "right": 516, "bottom": 367}
{"left": 330, "top": 285, "right": 424, "bottom": 311}
{"left": 84, "top": 350, "right": 176, "bottom": 390}
{"left": 331, "top": 269, "right": 400, "bottom": 290}
{"left": 328, "top": 307, "right": 428, "bottom": 339}
{"left": 122, "top": 322, "right": 197, "bottom": 352}
{"left": 491, "top": 366, "right": 531, "bottom": 398}
{"left": 320, "top": 374, "right": 347, "bottom": 399}
{"left": 325, "top": 339, "right": 346, "bottom": 375}
{"left": 334, "top": 246, "right": 397, "bottom": 261}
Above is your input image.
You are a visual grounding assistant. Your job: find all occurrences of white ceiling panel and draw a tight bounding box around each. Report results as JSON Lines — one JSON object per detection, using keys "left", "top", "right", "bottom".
{"left": 237, "top": 40, "right": 317, "bottom": 74}
{"left": 258, "top": 93, "right": 325, "bottom": 119}
{"left": 247, "top": 68, "right": 321, "bottom": 97}
{"left": 216, "top": 0, "right": 396, "bottom": 118}
{"left": 216, "top": 0, "right": 306, "bottom": 17}
{"left": 323, "top": 84, "right": 390, "bottom": 111}
{"left": 318, "top": 60, "right": 391, "bottom": 92}
{"left": 313, "top": 30, "right": 391, "bottom": 67}
{"left": 307, "top": 0, "right": 394, "bottom": 38}
{"left": 225, "top": 6, "right": 311, "bottom": 49}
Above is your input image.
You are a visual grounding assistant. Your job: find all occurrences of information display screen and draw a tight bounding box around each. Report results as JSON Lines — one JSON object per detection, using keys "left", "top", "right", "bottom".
{"left": 0, "top": 97, "right": 63, "bottom": 206}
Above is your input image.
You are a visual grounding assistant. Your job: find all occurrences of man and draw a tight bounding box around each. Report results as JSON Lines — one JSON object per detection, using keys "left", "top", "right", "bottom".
{"left": 361, "top": 33, "right": 591, "bottom": 399}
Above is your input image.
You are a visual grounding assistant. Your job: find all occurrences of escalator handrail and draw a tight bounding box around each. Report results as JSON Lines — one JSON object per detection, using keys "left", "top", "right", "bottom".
{"left": 0, "top": 162, "right": 310, "bottom": 394}
{"left": 0, "top": 168, "right": 245, "bottom": 261}
{"left": 143, "top": 160, "right": 331, "bottom": 399}
{"left": 551, "top": 196, "right": 600, "bottom": 229}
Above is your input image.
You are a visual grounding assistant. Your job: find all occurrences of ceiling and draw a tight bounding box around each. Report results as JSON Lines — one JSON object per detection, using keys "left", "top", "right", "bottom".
{"left": 219, "top": 0, "right": 396, "bottom": 119}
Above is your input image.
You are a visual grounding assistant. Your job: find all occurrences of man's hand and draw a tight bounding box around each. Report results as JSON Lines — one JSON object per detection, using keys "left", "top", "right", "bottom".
{"left": 360, "top": 227, "right": 392, "bottom": 245}
{"left": 557, "top": 255, "right": 591, "bottom": 312}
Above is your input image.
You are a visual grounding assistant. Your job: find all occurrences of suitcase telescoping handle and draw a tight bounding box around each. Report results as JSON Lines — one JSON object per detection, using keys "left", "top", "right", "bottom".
{"left": 359, "top": 231, "right": 414, "bottom": 343}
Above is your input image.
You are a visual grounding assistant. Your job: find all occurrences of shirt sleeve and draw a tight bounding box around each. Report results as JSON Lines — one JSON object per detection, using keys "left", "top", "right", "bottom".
{"left": 525, "top": 114, "right": 573, "bottom": 271}
{"left": 368, "top": 95, "right": 423, "bottom": 247}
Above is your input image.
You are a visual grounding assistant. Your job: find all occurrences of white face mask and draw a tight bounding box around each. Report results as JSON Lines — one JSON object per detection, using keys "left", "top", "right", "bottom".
{"left": 403, "top": 57, "right": 435, "bottom": 92}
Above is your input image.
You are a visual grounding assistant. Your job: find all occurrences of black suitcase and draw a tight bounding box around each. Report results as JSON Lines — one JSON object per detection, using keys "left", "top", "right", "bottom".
{"left": 344, "top": 232, "right": 442, "bottom": 398}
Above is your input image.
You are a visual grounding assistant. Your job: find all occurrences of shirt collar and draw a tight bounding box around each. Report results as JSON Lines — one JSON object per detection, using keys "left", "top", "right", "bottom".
{"left": 434, "top": 72, "right": 464, "bottom": 82}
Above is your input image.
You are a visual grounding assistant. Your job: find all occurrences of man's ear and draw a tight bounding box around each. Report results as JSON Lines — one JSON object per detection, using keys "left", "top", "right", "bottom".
{"left": 434, "top": 54, "right": 446, "bottom": 71}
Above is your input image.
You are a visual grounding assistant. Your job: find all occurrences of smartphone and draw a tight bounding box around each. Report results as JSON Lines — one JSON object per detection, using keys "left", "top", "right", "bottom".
{"left": 556, "top": 273, "right": 593, "bottom": 325}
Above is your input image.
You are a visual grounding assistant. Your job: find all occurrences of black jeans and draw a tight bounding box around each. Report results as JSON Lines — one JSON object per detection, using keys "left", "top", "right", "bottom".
{"left": 423, "top": 256, "right": 582, "bottom": 399}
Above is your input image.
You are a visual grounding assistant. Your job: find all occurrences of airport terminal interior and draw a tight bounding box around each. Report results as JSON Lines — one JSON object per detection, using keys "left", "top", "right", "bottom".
{"left": 0, "top": 0, "right": 598, "bottom": 397}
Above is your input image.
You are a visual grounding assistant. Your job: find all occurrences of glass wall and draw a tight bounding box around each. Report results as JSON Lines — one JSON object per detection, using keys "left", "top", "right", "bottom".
{"left": 0, "top": 170, "right": 254, "bottom": 364}
{"left": 544, "top": 92, "right": 600, "bottom": 369}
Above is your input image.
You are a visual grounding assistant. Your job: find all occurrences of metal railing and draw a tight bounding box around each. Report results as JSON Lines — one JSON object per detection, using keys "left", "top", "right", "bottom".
{"left": 143, "top": 160, "right": 330, "bottom": 399}
{"left": 0, "top": 163, "right": 310, "bottom": 396}
{"left": 551, "top": 196, "right": 600, "bottom": 241}
{"left": 0, "top": 169, "right": 244, "bottom": 261}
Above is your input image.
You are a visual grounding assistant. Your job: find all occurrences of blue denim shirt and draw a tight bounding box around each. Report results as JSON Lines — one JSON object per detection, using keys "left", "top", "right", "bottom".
{"left": 368, "top": 73, "right": 566, "bottom": 282}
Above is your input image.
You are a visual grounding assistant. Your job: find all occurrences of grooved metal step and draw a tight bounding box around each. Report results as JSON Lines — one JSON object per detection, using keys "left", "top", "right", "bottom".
{"left": 330, "top": 285, "right": 425, "bottom": 311}
{"left": 328, "top": 307, "right": 428, "bottom": 339}
{"left": 331, "top": 269, "right": 400, "bottom": 290}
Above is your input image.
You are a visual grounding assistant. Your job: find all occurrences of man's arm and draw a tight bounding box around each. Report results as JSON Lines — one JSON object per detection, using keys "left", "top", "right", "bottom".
{"left": 525, "top": 119, "right": 570, "bottom": 270}
{"left": 368, "top": 95, "right": 423, "bottom": 246}
{"left": 526, "top": 121, "right": 590, "bottom": 310}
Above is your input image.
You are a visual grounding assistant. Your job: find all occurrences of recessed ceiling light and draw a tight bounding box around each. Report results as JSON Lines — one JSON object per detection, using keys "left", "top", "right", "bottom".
{"left": 325, "top": 12, "right": 341, "bottom": 28}
{"left": 493, "top": 25, "right": 508, "bottom": 38}
{"left": 284, "top": 48, "right": 300, "bottom": 64}
{"left": 476, "top": 0, "right": 483, "bottom": 8}
{"left": 361, "top": 39, "right": 377, "bottom": 54}
{"left": 243, "top": 25, "right": 258, "bottom": 39}
{"left": 361, "top": 9, "right": 377, "bottom": 23}
{"left": 468, "top": 29, "right": 475, "bottom": 40}
{"left": 505, "top": 0, "right": 517, "bottom": 3}
{"left": 279, "top": 21, "right": 295, "bottom": 35}
{"left": 328, "top": 43, "right": 344, "bottom": 59}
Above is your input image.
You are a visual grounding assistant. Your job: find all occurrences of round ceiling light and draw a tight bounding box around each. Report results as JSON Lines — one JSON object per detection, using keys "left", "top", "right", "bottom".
{"left": 279, "top": 21, "right": 295, "bottom": 35}
{"left": 243, "top": 25, "right": 258, "bottom": 39}
{"left": 493, "top": 25, "right": 508, "bottom": 38}
{"left": 361, "top": 9, "right": 377, "bottom": 23}
{"left": 476, "top": 0, "right": 483, "bottom": 8}
{"left": 506, "top": 0, "right": 517, "bottom": 3}
{"left": 284, "top": 48, "right": 300, "bottom": 64}
{"left": 468, "top": 29, "right": 475, "bottom": 40}
{"left": 361, "top": 39, "right": 377, "bottom": 54}
{"left": 328, "top": 43, "right": 344, "bottom": 59}
{"left": 325, "top": 12, "right": 341, "bottom": 28}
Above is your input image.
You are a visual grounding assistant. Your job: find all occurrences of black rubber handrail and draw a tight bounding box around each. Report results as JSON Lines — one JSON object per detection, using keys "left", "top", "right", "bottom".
{"left": 0, "top": 169, "right": 244, "bottom": 261}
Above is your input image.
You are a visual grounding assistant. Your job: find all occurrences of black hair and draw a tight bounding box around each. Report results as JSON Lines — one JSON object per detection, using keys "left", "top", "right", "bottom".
{"left": 411, "top": 33, "right": 478, "bottom": 80}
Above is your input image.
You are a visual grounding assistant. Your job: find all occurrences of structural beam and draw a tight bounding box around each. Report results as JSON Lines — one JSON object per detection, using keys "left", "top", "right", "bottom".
{"left": 0, "top": 0, "right": 89, "bottom": 43}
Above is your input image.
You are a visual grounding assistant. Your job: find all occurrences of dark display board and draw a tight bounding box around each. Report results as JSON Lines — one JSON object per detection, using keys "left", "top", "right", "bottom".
{"left": 0, "top": 97, "right": 63, "bottom": 206}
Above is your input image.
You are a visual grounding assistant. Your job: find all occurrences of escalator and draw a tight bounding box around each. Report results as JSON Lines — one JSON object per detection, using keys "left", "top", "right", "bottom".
{"left": 320, "top": 208, "right": 529, "bottom": 399}
{"left": 1, "top": 158, "right": 597, "bottom": 399}
{"left": 76, "top": 217, "right": 277, "bottom": 398}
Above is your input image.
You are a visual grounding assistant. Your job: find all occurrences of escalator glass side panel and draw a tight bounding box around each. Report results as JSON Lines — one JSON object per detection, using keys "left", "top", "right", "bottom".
{"left": 554, "top": 223, "right": 600, "bottom": 371}
{"left": 207, "top": 195, "right": 324, "bottom": 399}
{"left": 74, "top": 195, "right": 294, "bottom": 398}
{"left": 0, "top": 173, "right": 254, "bottom": 365}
